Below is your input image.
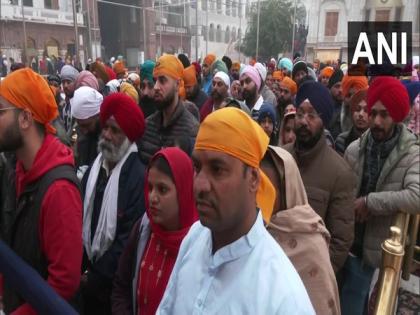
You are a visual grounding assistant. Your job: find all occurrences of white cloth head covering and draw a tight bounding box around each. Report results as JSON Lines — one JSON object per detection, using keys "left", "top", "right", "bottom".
{"left": 127, "top": 72, "right": 140, "bottom": 83}
{"left": 70, "top": 86, "right": 103, "bottom": 119}
{"left": 106, "top": 79, "right": 121, "bottom": 94}
{"left": 254, "top": 62, "right": 267, "bottom": 81}
{"left": 214, "top": 71, "right": 230, "bottom": 87}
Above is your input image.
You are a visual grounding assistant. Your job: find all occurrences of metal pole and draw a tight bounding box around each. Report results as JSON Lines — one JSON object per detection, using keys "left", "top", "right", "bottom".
{"left": 159, "top": 0, "right": 162, "bottom": 56}
{"left": 86, "top": 0, "right": 93, "bottom": 59}
{"left": 21, "top": 0, "right": 28, "bottom": 65}
{"left": 291, "top": 0, "right": 297, "bottom": 58}
{"left": 238, "top": 0, "right": 241, "bottom": 62}
{"left": 143, "top": 1, "right": 147, "bottom": 59}
{"left": 72, "top": 0, "right": 80, "bottom": 66}
{"left": 255, "top": 0, "right": 260, "bottom": 60}
{"left": 195, "top": 0, "right": 198, "bottom": 60}
{"left": 205, "top": 0, "right": 208, "bottom": 55}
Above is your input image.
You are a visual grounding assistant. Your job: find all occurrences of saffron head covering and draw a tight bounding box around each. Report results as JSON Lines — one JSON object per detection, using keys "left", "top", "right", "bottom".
{"left": 203, "top": 53, "right": 216, "bottom": 67}
{"left": 367, "top": 76, "right": 410, "bottom": 123}
{"left": 280, "top": 77, "right": 297, "bottom": 96}
{"left": 120, "top": 82, "right": 139, "bottom": 103}
{"left": 341, "top": 74, "right": 368, "bottom": 98}
{"left": 100, "top": 92, "right": 145, "bottom": 142}
{"left": 272, "top": 71, "right": 283, "bottom": 81}
{"left": 153, "top": 55, "right": 185, "bottom": 97}
{"left": 350, "top": 88, "right": 368, "bottom": 113}
{"left": 90, "top": 62, "right": 110, "bottom": 84}
{"left": 231, "top": 62, "right": 241, "bottom": 71}
{"left": 195, "top": 107, "right": 276, "bottom": 223}
{"left": 0, "top": 68, "right": 58, "bottom": 134}
{"left": 112, "top": 60, "right": 127, "bottom": 76}
{"left": 183, "top": 65, "right": 197, "bottom": 88}
{"left": 320, "top": 66, "right": 334, "bottom": 78}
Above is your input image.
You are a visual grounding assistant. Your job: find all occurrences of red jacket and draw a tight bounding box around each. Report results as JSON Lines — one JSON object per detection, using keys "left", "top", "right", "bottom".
{"left": 5, "top": 134, "right": 83, "bottom": 315}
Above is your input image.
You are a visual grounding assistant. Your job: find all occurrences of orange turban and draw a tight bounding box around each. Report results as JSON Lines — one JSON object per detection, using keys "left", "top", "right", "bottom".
{"left": 183, "top": 65, "right": 197, "bottom": 88}
{"left": 203, "top": 54, "right": 216, "bottom": 67}
{"left": 272, "top": 71, "right": 283, "bottom": 81}
{"left": 280, "top": 77, "right": 297, "bottom": 96}
{"left": 113, "top": 61, "right": 127, "bottom": 75}
{"left": 231, "top": 62, "right": 241, "bottom": 71}
{"left": 195, "top": 107, "right": 276, "bottom": 223}
{"left": 342, "top": 74, "right": 368, "bottom": 98}
{"left": 0, "top": 68, "right": 58, "bottom": 134}
{"left": 320, "top": 66, "right": 334, "bottom": 78}
{"left": 154, "top": 55, "right": 185, "bottom": 98}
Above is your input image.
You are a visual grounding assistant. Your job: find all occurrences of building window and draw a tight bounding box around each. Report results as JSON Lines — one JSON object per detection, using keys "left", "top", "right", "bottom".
{"left": 375, "top": 9, "right": 390, "bottom": 21}
{"left": 209, "top": 24, "right": 215, "bottom": 41}
{"left": 217, "top": 0, "right": 222, "bottom": 14}
{"left": 324, "top": 11, "right": 338, "bottom": 36}
{"left": 216, "top": 24, "right": 222, "bottom": 42}
{"left": 23, "top": 0, "right": 33, "bottom": 7}
{"left": 226, "top": 0, "right": 231, "bottom": 16}
{"left": 201, "top": 0, "right": 207, "bottom": 10}
{"left": 225, "top": 26, "right": 230, "bottom": 43}
{"left": 364, "top": 9, "right": 370, "bottom": 21}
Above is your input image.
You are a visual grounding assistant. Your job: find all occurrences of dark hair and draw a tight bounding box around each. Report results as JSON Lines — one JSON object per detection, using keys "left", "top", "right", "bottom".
{"left": 149, "top": 155, "right": 174, "bottom": 181}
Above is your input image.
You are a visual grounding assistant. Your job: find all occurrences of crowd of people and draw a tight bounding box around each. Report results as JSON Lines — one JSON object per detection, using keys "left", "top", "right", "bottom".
{"left": 0, "top": 51, "right": 419, "bottom": 315}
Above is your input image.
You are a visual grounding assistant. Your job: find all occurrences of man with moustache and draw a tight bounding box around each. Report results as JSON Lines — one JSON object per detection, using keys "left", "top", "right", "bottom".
{"left": 157, "top": 108, "right": 315, "bottom": 315}
{"left": 200, "top": 71, "right": 230, "bottom": 122}
{"left": 341, "top": 77, "right": 419, "bottom": 315}
{"left": 283, "top": 81, "right": 356, "bottom": 273}
{"left": 276, "top": 77, "right": 297, "bottom": 122}
{"left": 139, "top": 60, "right": 157, "bottom": 118}
{"left": 80, "top": 93, "right": 146, "bottom": 314}
{"left": 335, "top": 89, "right": 369, "bottom": 156}
{"left": 0, "top": 69, "right": 83, "bottom": 314}
{"left": 328, "top": 69, "right": 344, "bottom": 139}
{"left": 138, "top": 55, "right": 199, "bottom": 164}
{"left": 240, "top": 65, "right": 264, "bottom": 120}
{"left": 184, "top": 65, "right": 208, "bottom": 110}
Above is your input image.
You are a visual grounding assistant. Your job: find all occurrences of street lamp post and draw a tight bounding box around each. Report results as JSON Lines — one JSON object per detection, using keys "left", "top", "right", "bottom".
{"left": 291, "top": 0, "right": 297, "bottom": 58}
{"left": 72, "top": 0, "right": 80, "bottom": 66}
{"left": 255, "top": 0, "right": 260, "bottom": 60}
{"left": 21, "top": 0, "right": 28, "bottom": 65}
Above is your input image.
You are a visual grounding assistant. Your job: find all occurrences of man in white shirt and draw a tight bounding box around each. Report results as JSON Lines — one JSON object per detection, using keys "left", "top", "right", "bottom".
{"left": 240, "top": 65, "right": 264, "bottom": 120}
{"left": 157, "top": 107, "right": 315, "bottom": 315}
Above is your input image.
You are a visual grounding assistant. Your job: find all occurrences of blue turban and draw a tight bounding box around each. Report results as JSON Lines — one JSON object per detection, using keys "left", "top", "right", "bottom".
{"left": 295, "top": 81, "right": 334, "bottom": 127}
{"left": 258, "top": 102, "right": 277, "bottom": 124}
{"left": 278, "top": 58, "right": 293, "bottom": 73}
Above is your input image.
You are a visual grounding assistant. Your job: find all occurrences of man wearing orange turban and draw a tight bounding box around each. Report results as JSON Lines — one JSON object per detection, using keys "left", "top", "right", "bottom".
{"left": 184, "top": 65, "right": 208, "bottom": 110}
{"left": 341, "top": 74, "right": 368, "bottom": 132}
{"left": 112, "top": 60, "right": 127, "bottom": 79}
{"left": 0, "top": 68, "right": 83, "bottom": 314}
{"left": 277, "top": 77, "right": 297, "bottom": 117}
{"left": 272, "top": 70, "right": 283, "bottom": 83}
{"left": 156, "top": 107, "right": 315, "bottom": 314}
{"left": 231, "top": 61, "right": 241, "bottom": 80}
{"left": 202, "top": 53, "right": 216, "bottom": 96}
{"left": 138, "top": 55, "right": 199, "bottom": 164}
{"left": 319, "top": 66, "right": 334, "bottom": 87}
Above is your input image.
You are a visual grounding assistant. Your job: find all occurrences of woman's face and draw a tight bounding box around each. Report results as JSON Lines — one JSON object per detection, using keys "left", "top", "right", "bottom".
{"left": 283, "top": 117, "right": 296, "bottom": 144}
{"left": 148, "top": 166, "right": 180, "bottom": 231}
{"left": 260, "top": 117, "right": 274, "bottom": 137}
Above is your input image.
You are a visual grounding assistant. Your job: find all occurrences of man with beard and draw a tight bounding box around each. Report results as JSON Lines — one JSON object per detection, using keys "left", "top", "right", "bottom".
{"left": 230, "top": 62, "right": 241, "bottom": 80}
{"left": 0, "top": 68, "right": 83, "bottom": 314}
{"left": 283, "top": 81, "right": 356, "bottom": 274}
{"left": 292, "top": 60, "right": 308, "bottom": 86}
{"left": 81, "top": 92, "right": 146, "bottom": 315}
{"left": 60, "top": 65, "right": 79, "bottom": 133}
{"left": 328, "top": 69, "right": 344, "bottom": 139}
{"left": 202, "top": 54, "right": 216, "bottom": 96}
{"left": 184, "top": 65, "right": 208, "bottom": 110}
{"left": 319, "top": 66, "right": 334, "bottom": 87}
{"left": 230, "top": 79, "right": 243, "bottom": 101}
{"left": 157, "top": 108, "right": 314, "bottom": 314}
{"left": 342, "top": 77, "right": 419, "bottom": 315}
{"left": 240, "top": 65, "right": 264, "bottom": 120}
{"left": 138, "top": 55, "right": 199, "bottom": 164}
{"left": 276, "top": 77, "right": 297, "bottom": 122}
{"left": 70, "top": 86, "right": 103, "bottom": 175}
{"left": 255, "top": 62, "right": 277, "bottom": 108}
{"left": 200, "top": 71, "right": 230, "bottom": 122}
{"left": 335, "top": 89, "right": 369, "bottom": 156}
{"left": 139, "top": 60, "right": 157, "bottom": 118}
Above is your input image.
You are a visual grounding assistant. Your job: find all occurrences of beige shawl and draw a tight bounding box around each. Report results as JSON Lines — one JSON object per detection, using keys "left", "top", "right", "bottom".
{"left": 266, "top": 146, "right": 341, "bottom": 315}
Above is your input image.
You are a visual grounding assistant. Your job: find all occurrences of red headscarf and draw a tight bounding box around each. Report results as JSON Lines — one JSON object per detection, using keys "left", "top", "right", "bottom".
{"left": 138, "top": 147, "right": 198, "bottom": 315}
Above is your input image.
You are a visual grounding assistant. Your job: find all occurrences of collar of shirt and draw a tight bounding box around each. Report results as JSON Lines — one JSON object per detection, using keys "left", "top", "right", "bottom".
{"left": 208, "top": 210, "right": 265, "bottom": 270}
{"left": 251, "top": 95, "right": 264, "bottom": 111}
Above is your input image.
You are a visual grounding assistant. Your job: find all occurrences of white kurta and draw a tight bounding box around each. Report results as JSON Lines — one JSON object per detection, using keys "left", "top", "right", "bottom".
{"left": 157, "top": 211, "right": 315, "bottom": 315}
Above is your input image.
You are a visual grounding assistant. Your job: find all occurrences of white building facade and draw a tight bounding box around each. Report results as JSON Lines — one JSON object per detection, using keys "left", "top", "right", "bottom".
{"left": 301, "top": 0, "right": 419, "bottom": 63}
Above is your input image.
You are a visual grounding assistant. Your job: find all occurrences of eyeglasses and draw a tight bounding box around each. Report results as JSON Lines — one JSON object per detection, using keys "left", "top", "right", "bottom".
{"left": 295, "top": 111, "right": 320, "bottom": 121}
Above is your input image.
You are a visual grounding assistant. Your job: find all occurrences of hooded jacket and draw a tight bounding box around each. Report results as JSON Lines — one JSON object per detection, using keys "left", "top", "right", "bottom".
{"left": 265, "top": 146, "right": 340, "bottom": 315}
{"left": 4, "top": 134, "right": 83, "bottom": 315}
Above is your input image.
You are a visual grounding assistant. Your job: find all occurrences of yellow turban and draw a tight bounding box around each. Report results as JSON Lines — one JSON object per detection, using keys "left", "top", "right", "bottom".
{"left": 195, "top": 107, "right": 276, "bottom": 223}
{"left": 120, "top": 82, "right": 139, "bottom": 103}
{"left": 203, "top": 53, "right": 216, "bottom": 67}
{"left": 231, "top": 62, "right": 241, "bottom": 71}
{"left": 154, "top": 54, "right": 185, "bottom": 98}
{"left": 0, "top": 68, "right": 58, "bottom": 134}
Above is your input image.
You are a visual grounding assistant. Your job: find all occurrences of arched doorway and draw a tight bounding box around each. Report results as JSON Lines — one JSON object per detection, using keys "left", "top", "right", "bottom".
{"left": 45, "top": 38, "right": 59, "bottom": 58}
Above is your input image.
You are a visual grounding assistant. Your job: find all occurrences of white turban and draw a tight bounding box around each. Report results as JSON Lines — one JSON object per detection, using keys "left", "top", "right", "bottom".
{"left": 254, "top": 62, "right": 267, "bottom": 81}
{"left": 106, "top": 79, "right": 121, "bottom": 94}
{"left": 214, "top": 71, "right": 230, "bottom": 87}
{"left": 70, "top": 86, "right": 103, "bottom": 120}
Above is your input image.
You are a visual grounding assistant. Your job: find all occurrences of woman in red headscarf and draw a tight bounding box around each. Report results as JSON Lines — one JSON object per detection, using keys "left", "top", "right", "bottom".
{"left": 111, "top": 147, "right": 198, "bottom": 315}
